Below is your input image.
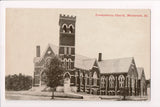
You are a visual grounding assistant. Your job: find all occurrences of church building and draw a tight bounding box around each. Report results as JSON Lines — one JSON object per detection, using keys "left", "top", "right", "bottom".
{"left": 33, "top": 14, "right": 147, "bottom": 96}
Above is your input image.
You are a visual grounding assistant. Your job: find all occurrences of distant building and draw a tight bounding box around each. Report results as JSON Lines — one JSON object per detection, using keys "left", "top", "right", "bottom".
{"left": 33, "top": 14, "right": 147, "bottom": 96}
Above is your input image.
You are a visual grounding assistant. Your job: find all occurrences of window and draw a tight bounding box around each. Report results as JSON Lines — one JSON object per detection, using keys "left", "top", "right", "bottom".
{"left": 80, "top": 72, "right": 83, "bottom": 85}
{"left": 66, "top": 47, "right": 69, "bottom": 54}
{"left": 64, "top": 47, "right": 67, "bottom": 55}
{"left": 71, "top": 48, "right": 75, "bottom": 54}
{"left": 62, "top": 24, "right": 67, "bottom": 33}
{"left": 93, "top": 72, "right": 98, "bottom": 86}
{"left": 59, "top": 47, "right": 64, "bottom": 54}
{"left": 68, "top": 47, "right": 71, "bottom": 55}
{"left": 101, "top": 76, "right": 105, "bottom": 88}
{"left": 85, "top": 74, "right": 88, "bottom": 85}
{"left": 68, "top": 58, "right": 72, "bottom": 69}
{"left": 69, "top": 26, "right": 73, "bottom": 33}
{"left": 109, "top": 75, "right": 115, "bottom": 88}
{"left": 45, "top": 57, "right": 52, "bottom": 66}
{"left": 118, "top": 75, "right": 125, "bottom": 88}
{"left": 63, "top": 58, "right": 67, "bottom": 69}
{"left": 69, "top": 24, "right": 74, "bottom": 33}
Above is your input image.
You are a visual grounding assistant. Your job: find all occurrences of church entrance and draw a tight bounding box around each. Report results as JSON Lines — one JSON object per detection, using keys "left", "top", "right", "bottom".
{"left": 64, "top": 72, "right": 71, "bottom": 93}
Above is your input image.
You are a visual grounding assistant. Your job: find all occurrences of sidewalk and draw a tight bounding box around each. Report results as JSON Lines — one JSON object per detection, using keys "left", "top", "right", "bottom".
{"left": 6, "top": 91, "right": 83, "bottom": 99}
{"left": 6, "top": 91, "right": 149, "bottom": 101}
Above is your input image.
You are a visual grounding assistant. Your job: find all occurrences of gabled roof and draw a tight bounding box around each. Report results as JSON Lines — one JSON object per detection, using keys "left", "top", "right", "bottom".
{"left": 37, "top": 44, "right": 59, "bottom": 62}
{"left": 35, "top": 43, "right": 136, "bottom": 74}
{"left": 48, "top": 44, "right": 59, "bottom": 55}
{"left": 74, "top": 55, "right": 96, "bottom": 70}
{"left": 35, "top": 43, "right": 96, "bottom": 70}
{"left": 98, "top": 57, "right": 134, "bottom": 74}
{"left": 137, "top": 67, "right": 145, "bottom": 80}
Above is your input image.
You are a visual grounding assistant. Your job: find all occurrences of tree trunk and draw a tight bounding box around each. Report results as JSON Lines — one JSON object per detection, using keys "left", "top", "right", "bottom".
{"left": 51, "top": 88, "right": 54, "bottom": 99}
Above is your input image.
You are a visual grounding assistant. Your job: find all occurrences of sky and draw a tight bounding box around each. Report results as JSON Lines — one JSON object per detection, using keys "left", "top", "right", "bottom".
{"left": 5, "top": 9, "right": 150, "bottom": 79}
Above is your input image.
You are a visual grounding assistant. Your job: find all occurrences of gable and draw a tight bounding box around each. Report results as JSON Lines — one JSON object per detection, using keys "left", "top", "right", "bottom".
{"left": 137, "top": 67, "right": 146, "bottom": 80}
{"left": 128, "top": 59, "right": 138, "bottom": 78}
{"left": 34, "top": 44, "right": 58, "bottom": 66}
{"left": 43, "top": 46, "right": 55, "bottom": 59}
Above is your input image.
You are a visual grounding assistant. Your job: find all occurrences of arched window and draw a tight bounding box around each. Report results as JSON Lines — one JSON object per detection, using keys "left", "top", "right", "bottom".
{"left": 68, "top": 58, "right": 72, "bottom": 69}
{"left": 109, "top": 75, "right": 115, "bottom": 88}
{"left": 63, "top": 58, "right": 67, "bottom": 69}
{"left": 62, "top": 24, "right": 67, "bottom": 33}
{"left": 69, "top": 26, "right": 73, "bottom": 33}
{"left": 41, "top": 71, "right": 47, "bottom": 85}
{"left": 44, "top": 57, "right": 52, "bottom": 67}
{"left": 118, "top": 75, "right": 125, "bottom": 88}
{"left": 93, "top": 72, "right": 98, "bottom": 86}
{"left": 85, "top": 74, "right": 88, "bottom": 85}
{"left": 101, "top": 76, "right": 105, "bottom": 88}
{"left": 69, "top": 24, "right": 74, "bottom": 33}
{"left": 80, "top": 72, "right": 83, "bottom": 85}
{"left": 64, "top": 72, "right": 71, "bottom": 79}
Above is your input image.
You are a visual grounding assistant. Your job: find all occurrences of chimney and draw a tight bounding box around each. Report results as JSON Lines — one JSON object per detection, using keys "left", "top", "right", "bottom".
{"left": 36, "top": 45, "right": 40, "bottom": 57}
{"left": 98, "top": 53, "right": 102, "bottom": 61}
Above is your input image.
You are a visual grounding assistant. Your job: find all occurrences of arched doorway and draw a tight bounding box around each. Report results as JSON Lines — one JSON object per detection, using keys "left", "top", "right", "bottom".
{"left": 63, "top": 72, "right": 71, "bottom": 93}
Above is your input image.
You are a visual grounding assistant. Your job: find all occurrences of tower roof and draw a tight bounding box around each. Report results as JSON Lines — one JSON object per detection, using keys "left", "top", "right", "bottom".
{"left": 59, "top": 14, "right": 76, "bottom": 20}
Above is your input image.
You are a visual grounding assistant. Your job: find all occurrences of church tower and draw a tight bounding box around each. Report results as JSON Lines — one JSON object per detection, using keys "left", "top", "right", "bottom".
{"left": 59, "top": 14, "right": 76, "bottom": 70}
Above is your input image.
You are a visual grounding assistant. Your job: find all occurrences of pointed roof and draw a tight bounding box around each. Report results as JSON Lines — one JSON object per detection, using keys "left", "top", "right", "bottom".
{"left": 98, "top": 57, "right": 134, "bottom": 74}
{"left": 74, "top": 55, "right": 96, "bottom": 70}
{"left": 137, "top": 67, "right": 145, "bottom": 80}
{"left": 35, "top": 43, "right": 96, "bottom": 70}
{"left": 38, "top": 44, "right": 59, "bottom": 62}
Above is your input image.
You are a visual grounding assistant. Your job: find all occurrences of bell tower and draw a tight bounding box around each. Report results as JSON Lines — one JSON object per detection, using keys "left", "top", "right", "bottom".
{"left": 59, "top": 14, "right": 76, "bottom": 70}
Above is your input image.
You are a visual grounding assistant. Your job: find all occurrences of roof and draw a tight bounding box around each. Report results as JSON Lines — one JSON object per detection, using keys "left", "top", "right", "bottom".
{"left": 35, "top": 44, "right": 136, "bottom": 73}
{"left": 37, "top": 44, "right": 59, "bottom": 62}
{"left": 74, "top": 55, "right": 96, "bottom": 70}
{"left": 49, "top": 44, "right": 59, "bottom": 55}
{"left": 137, "top": 67, "right": 144, "bottom": 79}
{"left": 36, "top": 43, "right": 96, "bottom": 70}
{"left": 98, "top": 57, "right": 134, "bottom": 74}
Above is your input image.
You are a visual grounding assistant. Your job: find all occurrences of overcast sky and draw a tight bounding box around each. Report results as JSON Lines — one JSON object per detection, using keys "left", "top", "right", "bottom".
{"left": 6, "top": 9, "right": 150, "bottom": 79}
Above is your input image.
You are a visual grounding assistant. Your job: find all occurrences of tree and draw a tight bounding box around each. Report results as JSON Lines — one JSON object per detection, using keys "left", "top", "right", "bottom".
{"left": 5, "top": 73, "right": 32, "bottom": 91}
{"left": 120, "top": 87, "right": 128, "bottom": 100}
{"left": 43, "top": 56, "right": 64, "bottom": 99}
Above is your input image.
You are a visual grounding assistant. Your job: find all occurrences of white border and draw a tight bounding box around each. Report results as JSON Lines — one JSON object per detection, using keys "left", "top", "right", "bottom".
{"left": 0, "top": 1, "right": 160, "bottom": 107}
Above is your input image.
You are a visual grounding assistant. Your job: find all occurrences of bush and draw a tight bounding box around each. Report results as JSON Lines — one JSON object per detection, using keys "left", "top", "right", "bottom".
{"left": 5, "top": 73, "right": 32, "bottom": 91}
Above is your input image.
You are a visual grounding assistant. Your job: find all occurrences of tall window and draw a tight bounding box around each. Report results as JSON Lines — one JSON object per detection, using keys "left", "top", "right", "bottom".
{"left": 64, "top": 47, "right": 67, "bottom": 55}
{"left": 62, "top": 24, "right": 67, "bottom": 33}
{"left": 69, "top": 26, "right": 73, "bottom": 33}
{"left": 68, "top": 58, "right": 72, "bottom": 69}
{"left": 85, "top": 74, "right": 88, "bottom": 85}
{"left": 68, "top": 47, "right": 71, "bottom": 55}
{"left": 80, "top": 72, "right": 83, "bottom": 85}
{"left": 69, "top": 24, "right": 74, "bottom": 33}
{"left": 109, "top": 75, "right": 115, "bottom": 88}
{"left": 93, "top": 72, "right": 98, "bottom": 86}
{"left": 101, "top": 76, "right": 105, "bottom": 88}
{"left": 63, "top": 58, "right": 67, "bottom": 69}
{"left": 118, "top": 75, "right": 125, "bottom": 88}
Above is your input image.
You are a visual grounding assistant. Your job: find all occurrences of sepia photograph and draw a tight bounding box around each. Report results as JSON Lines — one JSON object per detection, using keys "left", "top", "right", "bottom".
{"left": 5, "top": 8, "right": 150, "bottom": 101}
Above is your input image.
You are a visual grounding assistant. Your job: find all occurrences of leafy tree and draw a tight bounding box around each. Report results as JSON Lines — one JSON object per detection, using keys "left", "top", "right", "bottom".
{"left": 43, "top": 56, "right": 64, "bottom": 99}
{"left": 5, "top": 73, "right": 32, "bottom": 91}
{"left": 120, "top": 87, "right": 128, "bottom": 100}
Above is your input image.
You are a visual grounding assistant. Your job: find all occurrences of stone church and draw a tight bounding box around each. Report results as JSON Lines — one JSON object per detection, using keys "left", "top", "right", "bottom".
{"left": 33, "top": 14, "right": 147, "bottom": 96}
